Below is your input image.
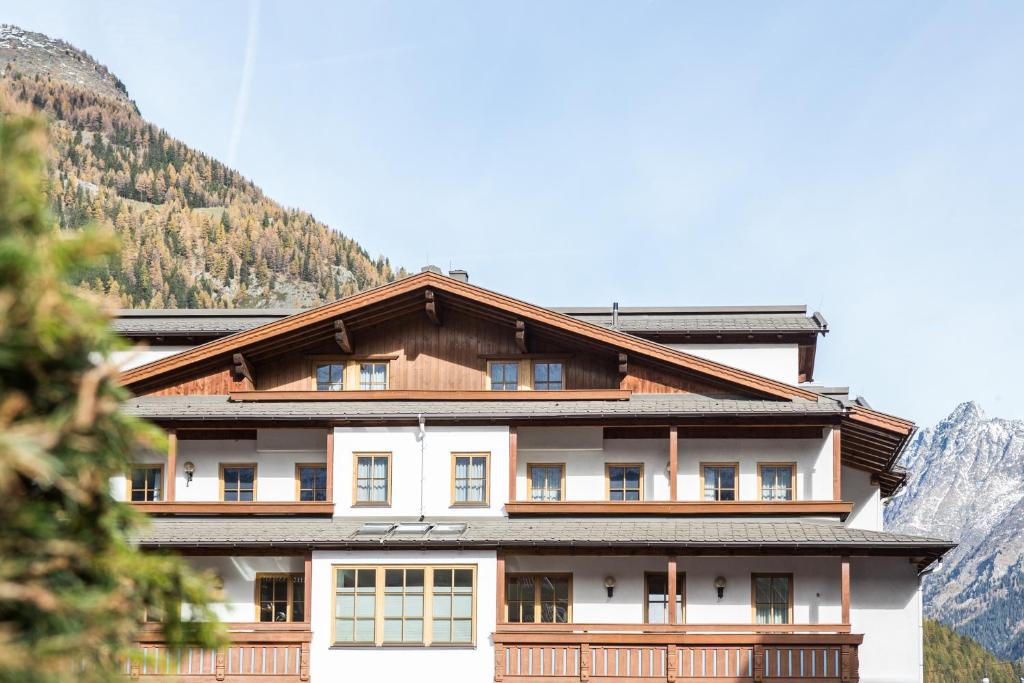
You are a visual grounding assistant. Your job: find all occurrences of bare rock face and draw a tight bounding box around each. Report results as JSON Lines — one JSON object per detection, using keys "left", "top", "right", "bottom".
{"left": 0, "top": 24, "right": 131, "bottom": 104}
{"left": 886, "top": 401, "right": 1024, "bottom": 660}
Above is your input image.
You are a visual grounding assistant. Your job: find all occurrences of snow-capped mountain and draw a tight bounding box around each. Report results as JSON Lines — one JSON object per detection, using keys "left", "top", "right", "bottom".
{"left": 886, "top": 401, "right": 1024, "bottom": 660}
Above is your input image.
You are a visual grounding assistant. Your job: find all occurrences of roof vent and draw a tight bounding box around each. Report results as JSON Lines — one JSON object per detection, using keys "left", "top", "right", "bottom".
{"left": 448, "top": 269, "right": 469, "bottom": 283}
{"left": 421, "top": 265, "right": 443, "bottom": 275}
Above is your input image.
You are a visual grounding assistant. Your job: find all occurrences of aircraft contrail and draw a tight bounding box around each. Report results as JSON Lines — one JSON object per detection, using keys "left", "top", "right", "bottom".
{"left": 227, "top": 0, "right": 261, "bottom": 167}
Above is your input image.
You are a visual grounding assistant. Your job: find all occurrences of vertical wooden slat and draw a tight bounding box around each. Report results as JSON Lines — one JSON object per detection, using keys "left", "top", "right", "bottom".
{"left": 304, "top": 552, "right": 313, "bottom": 623}
{"left": 496, "top": 551, "right": 506, "bottom": 625}
{"left": 669, "top": 426, "right": 678, "bottom": 500}
{"left": 325, "top": 428, "right": 335, "bottom": 503}
{"left": 832, "top": 426, "right": 842, "bottom": 500}
{"left": 580, "top": 642, "right": 591, "bottom": 682}
{"left": 841, "top": 555, "right": 851, "bottom": 626}
{"left": 165, "top": 429, "right": 177, "bottom": 502}
{"left": 508, "top": 426, "right": 518, "bottom": 502}
{"left": 667, "top": 555, "right": 678, "bottom": 625}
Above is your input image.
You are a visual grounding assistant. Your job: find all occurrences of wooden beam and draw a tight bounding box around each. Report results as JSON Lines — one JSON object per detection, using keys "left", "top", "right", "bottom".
{"left": 231, "top": 352, "right": 254, "bottom": 386}
{"left": 515, "top": 319, "right": 528, "bottom": 353}
{"left": 333, "top": 319, "right": 352, "bottom": 353}
{"left": 326, "top": 429, "right": 335, "bottom": 504}
{"left": 833, "top": 426, "right": 842, "bottom": 500}
{"left": 496, "top": 551, "right": 506, "bottom": 625}
{"left": 303, "top": 552, "right": 313, "bottom": 623}
{"left": 669, "top": 427, "right": 678, "bottom": 501}
{"left": 508, "top": 426, "right": 518, "bottom": 503}
{"left": 504, "top": 500, "right": 854, "bottom": 518}
{"left": 130, "top": 501, "right": 335, "bottom": 515}
{"left": 229, "top": 389, "right": 632, "bottom": 402}
{"left": 667, "top": 555, "right": 678, "bottom": 625}
{"left": 841, "top": 555, "right": 850, "bottom": 625}
{"left": 166, "top": 428, "right": 177, "bottom": 502}
{"left": 425, "top": 289, "right": 442, "bottom": 326}
{"left": 618, "top": 353, "right": 628, "bottom": 375}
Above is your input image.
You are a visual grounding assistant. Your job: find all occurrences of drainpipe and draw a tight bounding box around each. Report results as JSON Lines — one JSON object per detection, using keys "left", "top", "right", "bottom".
{"left": 417, "top": 414, "right": 426, "bottom": 521}
{"left": 917, "top": 560, "right": 941, "bottom": 683}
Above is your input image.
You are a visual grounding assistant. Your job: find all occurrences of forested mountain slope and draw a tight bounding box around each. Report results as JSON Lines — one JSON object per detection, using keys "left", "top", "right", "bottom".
{"left": 0, "top": 24, "right": 403, "bottom": 308}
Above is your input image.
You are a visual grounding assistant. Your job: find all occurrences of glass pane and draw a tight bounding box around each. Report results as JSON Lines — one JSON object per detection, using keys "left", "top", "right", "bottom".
{"left": 453, "top": 594, "right": 472, "bottom": 617}
{"left": 406, "top": 569, "right": 424, "bottom": 588}
{"left": 625, "top": 467, "right": 640, "bottom": 488}
{"left": 335, "top": 620, "right": 353, "bottom": 641}
{"left": 453, "top": 620, "right": 472, "bottom": 642}
{"left": 385, "top": 569, "right": 403, "bottom": 589}
{"left": 432, "top": 620, "right": 451, "bottom": 642}
{"left": 338, "top": 569, "right": 355, "bottom": 590}
{"left": 433, "top": 596, "right": 452, "bottom": 618}
{"left": 355, "top": 619, "right": 375, "bottom": 642}
{"left": 335, "top": 594, "right": 353, "bottom": 616}
{"left": 405, "top": 619, "right": 423, "bottom": 641}
{"left": 384, "top": 594, "right": 402, "bottom": 616}
{"left": 292, "top": 600, "right": 304, "bottom": 622}
{"left": 406, "top": 595, "right": 423, "bottom": 618}
{"left": 454, "top": 569, "right": 473, "bottom": 590}
{"left": 434, "top": 569, "right": 452, "bottom": 589}
{"left": 356, "top": 595, "right": 376, "bottom": 618}
{"left": 755, "top": 578, "right": 770, "bottom": 603}
{"left": 610, "top": 490, "right": 624, "bottom": 501}
{"left": 357, "top": 569, "right": 375, "bottom": 587}
{"left": 718, "top": 467, "right": 734, "bottom": 488}
{"left": 610, "top": 467, "right": 624, "bottom": 487}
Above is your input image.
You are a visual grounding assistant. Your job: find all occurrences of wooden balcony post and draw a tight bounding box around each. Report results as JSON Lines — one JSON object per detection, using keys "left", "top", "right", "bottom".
{"left": 300, "top": 641, "right": 310, "bottom": 681}
{"left": 841, "top": 555, "right": 851, "bottom": 625}
{"left": 129, "top": 657, "right": 141, "bottom": 679}
{"left": 666, "top": 643, "right": 678, "bottom": 682}
{"left": 508, "top": 426, "right": 518, "bottom": 502}
{"left": 494, "top": 642, "right": 505, "bottom": 682}
{"left": 841, "top": 644, "right": 852, "bottom": 682}
{"left": 580, "top": 642, "right": 591, "bottom": 682}
{"left": 752, "top": 644, "right": 764, "bottom": 682}
{"left": 668, "top": 427, "right": 678, "bottom": 501}
{"left": 215, "top": 648, "right": 226, "bottom": 681}
{"left": 166, "top": 428, "right": 177, "bottom": 502}
{"left": 325, "top": 428, "right": 335, "bottom": 503}
{"left": 832, "top": 426, "right": 842, "bottom": 500}
{"left": 667, "top": 555, "right": 678, "bottom": 625}
{"left": 496, "top": 551, "right": 506, "bottom": 624}
{"left": 304, "top": 552, "right": 313, "bottom": 623}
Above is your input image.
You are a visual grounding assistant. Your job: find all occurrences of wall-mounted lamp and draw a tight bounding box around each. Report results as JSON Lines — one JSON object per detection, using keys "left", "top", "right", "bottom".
{"left": 603, "top": 576, "right": 616, "bottom": 599}
{"left": 183, "top": 461, "right": 195, "bottom": 486}
{"left": 714, "top": 576, "right": 727, "bottom": 600}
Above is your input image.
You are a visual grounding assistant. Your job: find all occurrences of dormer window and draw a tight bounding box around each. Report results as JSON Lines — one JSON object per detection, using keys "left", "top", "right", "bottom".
{"left": 316, "top": 363, "right": 345, "bottom": 391}
{"left": 488, "top": 361, "right": 519, "bottom": 391}
{"left": 533, "top": 362, "right": 563, "bottom": 390}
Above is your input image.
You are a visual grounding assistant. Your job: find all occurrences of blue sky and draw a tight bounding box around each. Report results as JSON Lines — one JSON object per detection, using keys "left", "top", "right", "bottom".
{"left": 5, "top": 1, "right": 1023, "bottom": 425}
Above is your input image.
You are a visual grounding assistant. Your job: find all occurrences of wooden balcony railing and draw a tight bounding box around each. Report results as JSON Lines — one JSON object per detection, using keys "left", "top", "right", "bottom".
{"left": 126, "top": 623, "right": 311, "bottom": 681}
{"left": 492, "top": 625, "right": 862, "bottom": 682}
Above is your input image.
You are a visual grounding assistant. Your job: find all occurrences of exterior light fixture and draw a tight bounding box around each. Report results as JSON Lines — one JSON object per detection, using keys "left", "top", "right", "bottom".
{"left": 714, "top": 576, "right": 727, "bottom": 599}
{"left": 183, "top": 461, "right": 195, "bottom": 486}
{"left": 604, "top": 576, "right": 616, "bottom": 598}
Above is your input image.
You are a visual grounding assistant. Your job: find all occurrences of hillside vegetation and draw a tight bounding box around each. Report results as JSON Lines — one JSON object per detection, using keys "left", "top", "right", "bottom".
{"left": 925, "top": 620, "right": 1023, "bottom": 683}
{"left": 0, "top": 28, "right": 403, "bottom": 308}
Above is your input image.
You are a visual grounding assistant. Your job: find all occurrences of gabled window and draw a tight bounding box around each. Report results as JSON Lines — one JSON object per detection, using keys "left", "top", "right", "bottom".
{"left": 359, "top": 362, "right": 388, "bottom": 390}
{"left": 753, "top": 574, "right": 792, "bottom": 625}
{"left": 527, "top": 463, "right": 565, "bottom": 501}
{"left": 257, "top": 573, "right": 305, "bottom": 622}
{"left": 315, "top": 362, "right": 345, "bottom": 391}
{"left": 759, "top": 463, "right": 795, "bottom": 501}
{"left": 701, "top": 463, "right": 738, "bottom": 501}
{"left": 506, "top": 574, "right": 571, "bottom": 623}
{"left": 354, "top": 453, "right": 390, "bottom": 505}
{"left": 645, "top": 572, "right": 685, "bottom": 624}
{"left": 533, "top": 362, "right": 564, "bottom": 390}
{"left": 452, "top": 453, "right": 489, "bottom": 505}
{"left": 129, "top": 465, "right": 163, "bottom": 502}
{"left": 487, "top": 361, "right": 519, "bottom": 391}
{"left": 296, "top": 463, "right": 328, "bottom": 501}
{"left": 221, "top": 464, "right": 256, "bottom": 502}
{"left": 606, "top": 463, "right": 643, "bottom": 501}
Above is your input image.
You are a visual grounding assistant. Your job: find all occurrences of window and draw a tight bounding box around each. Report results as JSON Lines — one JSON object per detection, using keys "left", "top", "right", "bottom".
{"left": 315, "top": 362, "right": 345, "bottom": 391}
{"left": 296, "top": 464, "right": 328, "bottom": 501}
{"left": 488, "top": 361, "right": 519, "bottom": 391}
{"left": 701, "top": 463, "right": 738, "bottom": 501}
{"left": 753, "top": 574, "right": 792, "bottom": 625}
{"left": 645, "top": 572, "right": 685, "bottom": 624}
{"left": 452, "top": 453, "right": 489, "bottom": 505}
{"left": 506, "top": 574, "right": 571, "bottom": 623}
{"left": 606, "top": 463, "right": 643, "bottom": 501}
{"left": 333, "top": 565, "right": 476, "bottom": 646}
{"left": 354, "top": 453, "right": 390, "bottom": 505}
{"left": 360, "top": 362, "right": 388, "bottom": 390}
{"left": 221, "top": 464, "right": 256, "bottom": 502}
{"left": 759, "top": 463, "right": 795, "bottom": 501}
{"left": 533, "top": 362, "right": 564, "bottom": 390}
{"left": 256, "top": 574, "right": 305, "bottom": 622}
{"left": 334, "top": 567, "right": 378, "bottom": 644}
{"left": 527, "top": 464, "right": 565, "bottom": 501}
{"left": 129, "top": 465, "right": 163, "bottom": 502}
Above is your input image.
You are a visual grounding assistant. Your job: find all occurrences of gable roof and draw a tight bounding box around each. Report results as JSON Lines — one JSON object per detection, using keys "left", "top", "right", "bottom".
{"left": 119, "top": 272, "right": 820, "bottom": 402}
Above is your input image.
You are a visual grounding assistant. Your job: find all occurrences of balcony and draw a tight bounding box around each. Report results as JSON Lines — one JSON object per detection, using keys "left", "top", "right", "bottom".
{"left": 493, "top": 625, "right": 862, "bottom": 681}
{"left": 127, "top": 623, "right": 311, "bottom": 681}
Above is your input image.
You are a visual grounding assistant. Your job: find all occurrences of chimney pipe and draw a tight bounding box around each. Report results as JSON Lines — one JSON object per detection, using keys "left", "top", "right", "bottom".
{"left": 448, "top": 269, "right": 469, "bottom": 283}
{"left": 612, "top": 302, "right": 619, "bottom": 330}
{"left": 421, "top": 265, "right": 442, "bottom": 275}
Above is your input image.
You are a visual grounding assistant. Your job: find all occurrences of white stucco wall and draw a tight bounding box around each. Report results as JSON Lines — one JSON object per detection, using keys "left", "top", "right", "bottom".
{"left": 185, "top": 555, "right": 305, "bottom": 622}
{"left": 111, "top": 345, "right": 194, "bottom": 370}
{"left": 667, "top": 343, "right": 800, "bottom": 385}
{"left": 332, "top": 426, "right": 509, "bottom": 517}
{"left": 842, "top": 466, "right": 882, "bottom": 531}
{"left": 677, "top": 433, "right": 833, "bottom": 501}
{"left": 310, "top": 549, "right": 496, "bottom": 683}
{"left": 850, "top": 557, "right": 921, "bottom": 683}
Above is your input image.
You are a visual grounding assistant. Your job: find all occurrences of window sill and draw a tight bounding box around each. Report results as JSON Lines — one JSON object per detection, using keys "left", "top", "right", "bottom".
{"left": 351, "top": 502, "right": 392, "bottom": 508}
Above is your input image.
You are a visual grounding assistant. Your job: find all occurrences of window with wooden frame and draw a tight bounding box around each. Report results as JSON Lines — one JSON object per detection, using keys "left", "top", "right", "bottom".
{"left": 752, "top": 573, "right": 793, "bottom": 625}
{"left": 505, "top": 574, "right": 571, "bottom": 624}
{"left": 256, "top": 573, "right": 305, "bottom": 622}
{"left": 221, "top": 464, "right": 256, "bottom": 502}
{"left": 606, "top": 463, "right": 643, "bottom": 501}
{"left": 487, "top": 361, "right": 520, "bottom": 391}
{"left": 645, "top": 572, "right": 685, "bottom": 624}
{"left": 332, "top": 565, "right": 476, "bottom": 647}
{"left": 527, "top": 463, "right": 565, "bottom": 501}
{"left": 759, "top": 463, "right": 796, "bottom": 501}
{"left": 359, "top": 362, "right": 389, "bottom": 390}
{"left": 451, "top": 453, "right": 489, "bottom": 506}
{"left": 533, "top": 361, "right": 564, "bottom": 390}
{"left": 701, "top": 462, "right": 738, "bottom": 501}
{"left": 314, "top": 362, "right": 345, "bottom": 391}
{"left": 353, "top": 453, "right": 390, "bottom": 505}
{"left": 129, "top": 464, "right": 163, "bottom": 502}
{"left": 296, "top": 463, "right": 328, "bottom": 501}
